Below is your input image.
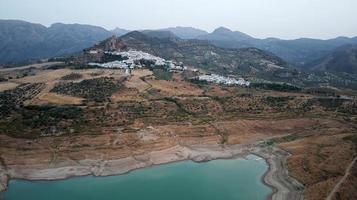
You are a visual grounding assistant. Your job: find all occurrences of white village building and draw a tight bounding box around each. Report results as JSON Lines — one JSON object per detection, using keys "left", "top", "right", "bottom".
{"left": 197, "top": 74, "right": 250, "bottom": 87}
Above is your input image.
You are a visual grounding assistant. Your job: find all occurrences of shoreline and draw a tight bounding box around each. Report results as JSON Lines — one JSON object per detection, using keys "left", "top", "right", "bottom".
{"left": 0, "top": 143, "right": 304, "bottom": 200}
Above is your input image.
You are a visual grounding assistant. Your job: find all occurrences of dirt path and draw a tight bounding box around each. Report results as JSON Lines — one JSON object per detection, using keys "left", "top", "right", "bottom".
{"left": 325, "top": 157, "right": 357, "bottom": 200}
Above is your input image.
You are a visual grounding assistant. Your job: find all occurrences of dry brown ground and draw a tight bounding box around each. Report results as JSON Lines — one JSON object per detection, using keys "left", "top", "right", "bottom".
{"left": 14, "top": 69, "right": 125, "bottom": 84}
{"left": 214, "top": 118, "right": 320, "bottom": 144}
{"left": 0, "top": 82, "right": 19, "bottom": 92}
{"left": 33, "top": 92, "right": 84, "bottom": 105}
{"left": 2, "top": 68, "right": 126, "bottom": 105}
{"left": 132, "top": 69, "right": 153, "bottom": 77}
{"left": 0, "top": 118, "right": 343, "bottom": 169}
{"left": 146, "top": 79, "right": 203, "bottom": 96}
{"left": 14, "top": 69, "right": 73, "bottom": 84}
{"left": 125, "top": 69, "right": 152, "bottom": 92}
{"left": 0, "top": 62, "right": 63, "bottom": 72}
{"left": 72, "top": 69, "right": 125, "bottom": 81}
{"left": 279, "top": 124, "right": 356, "bottom": 200}
{"left": 110, "top": 88, "right": 143, "bottom": 102}
{"left": 204, "top": 85, "right": 233, "bottom": 97}
{"left": 330, "top": 161, "right": 357, "bottom": 200}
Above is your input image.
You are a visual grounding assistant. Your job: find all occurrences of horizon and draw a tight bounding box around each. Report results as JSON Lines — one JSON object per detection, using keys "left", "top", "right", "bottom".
{"left": 1, "top": 0, "right": 357, "bottom": 40}
{"left": 1, "top": 18, "right": 357, "bottom": 41}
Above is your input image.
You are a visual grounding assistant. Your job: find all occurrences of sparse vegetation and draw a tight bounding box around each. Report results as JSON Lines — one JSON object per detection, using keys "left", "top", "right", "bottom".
{"left": 0, "top": 64, "right": 356, "bottom": 200}
{"left": 152, "top": 68, "right": 172, "bottom": 80}
{"left": 251, "top": 82, "right": 301, "bottom": 92}
{"left": 60, "top": 73, "right": 83, "bottom": 81}
{"left": 0, "top": 83, "right": 44, "bottom": 117}
{"left": 0, "top": 77, "right": 8, "bottom": 82}
{"left": 343, "top": 134, "right": 357, "bottom": 146}
{"left": 0, "top": 105, "right": 85, "bottom": 138}
{"left": 51, "top": 77, "right": 122, "bottom": 102}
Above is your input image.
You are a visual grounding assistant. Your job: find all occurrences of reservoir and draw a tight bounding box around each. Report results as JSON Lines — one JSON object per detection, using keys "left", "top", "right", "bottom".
{"left": 3, "top": 155, "right": 272, "bottom": 200}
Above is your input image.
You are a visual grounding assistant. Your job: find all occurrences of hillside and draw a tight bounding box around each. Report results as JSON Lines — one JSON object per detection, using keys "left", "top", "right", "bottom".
{"left": 71, "top": 31, "right": 357, "bottom": 89}
{"left": 111, "top": 27, "right": 130, "bottom": 36}
{"left": 77, "top": 31, "right": 296, "bottom": 82}
{"left": 307, "top": 44, "right": 357, "bottom": 74}
{"left": 0, "top": 58, "right": 356, "bottom": 200}
{"left": 197, "top": 26, "right": 254, "bottom": 42}
{"left": 159, "top": 26, "right": 208, "bottom": 39}
{"left": 0, "top": 20, "right": 112, "bottom": 64}
{"left": 141, "top": 30, "right": 181, "bottom": 40}
{"left": 121, "top": 31, "right": 292, "bottom": 76}
{"left": 196, "top": 27, "right": 357, "bottom": 66}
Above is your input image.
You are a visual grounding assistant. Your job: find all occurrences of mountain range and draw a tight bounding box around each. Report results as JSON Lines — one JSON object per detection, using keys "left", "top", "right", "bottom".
{"left": 1, "top": 19, "right": 357, "bottom": 77}
{"left": 197, "top": 27, "right": 357, "bottom": 67}
{"left": 0, "top": 20, "right": 112, "bottom": 64}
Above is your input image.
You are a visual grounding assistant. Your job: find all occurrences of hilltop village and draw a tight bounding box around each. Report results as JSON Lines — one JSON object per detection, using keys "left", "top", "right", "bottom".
{"left": 87, "top": 50, "right": 251, "bottom": 86}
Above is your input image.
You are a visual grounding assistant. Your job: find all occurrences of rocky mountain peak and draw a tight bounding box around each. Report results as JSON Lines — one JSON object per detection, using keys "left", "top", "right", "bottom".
{"left": 90, "top": 35, "right": 126, "bottom": 52}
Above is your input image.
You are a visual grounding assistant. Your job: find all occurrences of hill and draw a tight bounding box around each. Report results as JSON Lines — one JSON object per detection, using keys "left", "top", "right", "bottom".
{"left": 197, "top": 26, "right": 254, "bottom": 42}
{"left": 79, "top": 31, "right": 296, "bottom": 82}
{"left": 73, "top": 32, "right": 357, "bottom": 89}
{"left": 307, "top": 44, "right": 357, "bottom": 74}
{"left": 0, "top": 20, "right": 112, "bottom": 64}
{"left": 159, "top": 26, "right": 208, "bottom": 39}
{"left": 111, "top": 27, "right": 130, "bottom": 36}
{"left": 141, "top": 30, "right": 181, "bottom": 40}
{"left": 196, "top": 27, "right": 357, "bottom": 66}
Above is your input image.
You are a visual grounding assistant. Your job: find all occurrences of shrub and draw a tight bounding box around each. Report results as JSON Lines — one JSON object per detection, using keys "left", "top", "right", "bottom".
{"left": 51, "top": 77, "right": 121, "bottom": 102}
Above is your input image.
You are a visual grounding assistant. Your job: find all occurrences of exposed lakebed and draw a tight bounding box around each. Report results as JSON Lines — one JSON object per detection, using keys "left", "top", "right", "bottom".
{"left": 3, "top": 155, "right": 272, "bottom": 200}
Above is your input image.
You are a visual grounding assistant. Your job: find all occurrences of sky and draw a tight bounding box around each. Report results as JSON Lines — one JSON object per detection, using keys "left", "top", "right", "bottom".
{"left": 0, "top": 0, "right": 357, "bottom": 40}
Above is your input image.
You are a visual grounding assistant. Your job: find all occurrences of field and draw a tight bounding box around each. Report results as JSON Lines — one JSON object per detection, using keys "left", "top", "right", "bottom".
{"left": 146, "top": 79, "right": 204, "bottom": 97}
{"left": 0, "top": 82, "right": 19, "bottom": 92}
{"left": 124, "top": 69, "right": 153, "bottom": 92}
{"left": 34, "top": 92, "right": 84, "bottom": 105}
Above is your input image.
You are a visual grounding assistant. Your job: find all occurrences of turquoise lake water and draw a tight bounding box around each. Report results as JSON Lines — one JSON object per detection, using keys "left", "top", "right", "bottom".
{"left": 3, "top": 155, "right": 272, "bottom": 200}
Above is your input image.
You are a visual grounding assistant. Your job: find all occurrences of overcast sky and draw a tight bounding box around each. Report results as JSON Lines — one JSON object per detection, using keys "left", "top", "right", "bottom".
{"left": 1, "top": 0, "right": 357, "bottom": 39}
